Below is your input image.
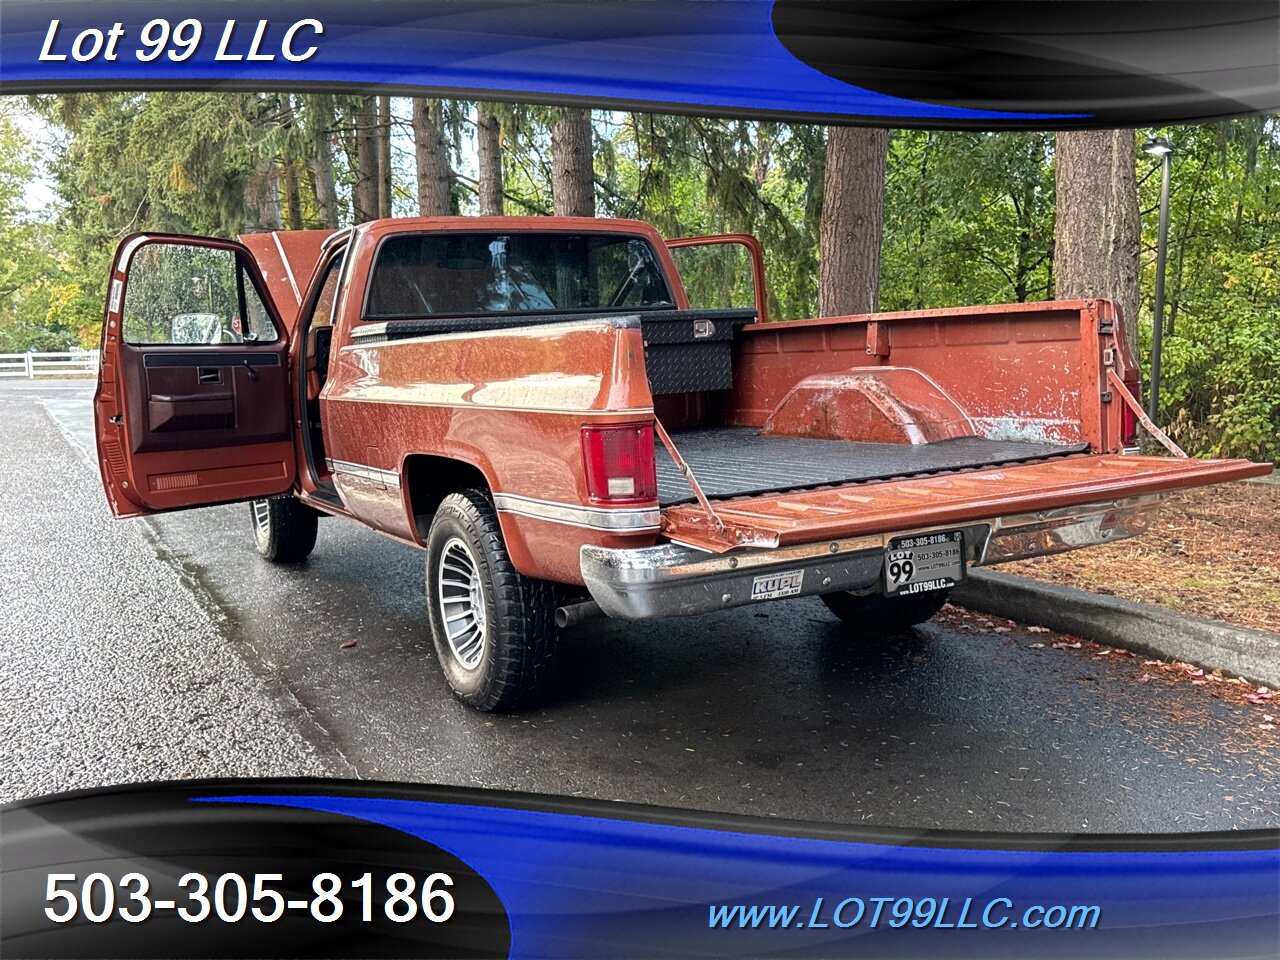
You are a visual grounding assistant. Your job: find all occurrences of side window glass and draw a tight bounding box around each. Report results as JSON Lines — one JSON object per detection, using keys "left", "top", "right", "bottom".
{"left": 122, "top": 243, "right": 277, "bottom": 345}
{"left": 309, "top": 258, "right": 341, "bottom": 328}
{"left": 668, "top": 242, "right": 756, "bottom": 311}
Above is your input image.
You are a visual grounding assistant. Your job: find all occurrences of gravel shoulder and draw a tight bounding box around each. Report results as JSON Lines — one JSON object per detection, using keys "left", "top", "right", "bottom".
{"left": 0, "top": 400, "right": 337, "bottom": 803}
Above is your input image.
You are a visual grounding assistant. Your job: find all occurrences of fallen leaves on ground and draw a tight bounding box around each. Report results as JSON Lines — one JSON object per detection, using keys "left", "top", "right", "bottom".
{"left": 1002, "top": 482, "right": 1280, "bottom": 632}
{"left": 934, "top": 602, "right": 1278, "bottom": 734}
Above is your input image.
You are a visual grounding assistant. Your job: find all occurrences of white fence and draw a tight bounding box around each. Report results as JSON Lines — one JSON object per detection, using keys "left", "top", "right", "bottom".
{"left": 0, "top": 350, "right": 100, "bottom": 379}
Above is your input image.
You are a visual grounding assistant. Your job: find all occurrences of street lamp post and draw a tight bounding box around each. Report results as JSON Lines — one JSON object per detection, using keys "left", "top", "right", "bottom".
{"left": 1143, "top": 136, "right": 1174, "bottom": 423}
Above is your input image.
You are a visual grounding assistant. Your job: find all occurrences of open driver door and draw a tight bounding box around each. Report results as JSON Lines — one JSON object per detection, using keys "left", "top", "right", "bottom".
{"left": 95, "top": 234, "right": 296, "bottom": 518}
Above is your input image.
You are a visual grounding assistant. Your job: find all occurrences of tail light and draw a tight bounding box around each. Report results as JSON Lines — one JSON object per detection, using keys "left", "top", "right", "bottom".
{"left": 1120, "top": 376, "right": 1142, "bottom": 447}
{"left": 581, "top": 423, "right": 657, "bottom": 504}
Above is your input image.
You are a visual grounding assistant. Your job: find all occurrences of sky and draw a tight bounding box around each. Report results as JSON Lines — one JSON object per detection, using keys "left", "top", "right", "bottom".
{"left": 11, "top": 100, "right": 57, "bottom": 217}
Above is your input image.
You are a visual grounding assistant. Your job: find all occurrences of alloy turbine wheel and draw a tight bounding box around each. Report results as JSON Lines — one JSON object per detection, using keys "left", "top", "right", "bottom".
{"left": 251, "top": 499, "right": 272, "bottom": 542}
{"left": 437, "top": 537, "right": 488, "bottom": 670}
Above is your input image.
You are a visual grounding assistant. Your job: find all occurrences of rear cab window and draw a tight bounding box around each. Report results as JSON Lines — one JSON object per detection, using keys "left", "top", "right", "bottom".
{"left": 362, "top": 232, "right": 675, "bottom": 320}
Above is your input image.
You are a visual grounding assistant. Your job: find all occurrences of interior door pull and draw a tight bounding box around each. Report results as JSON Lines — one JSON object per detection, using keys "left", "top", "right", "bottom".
{"left": 197, "top": 367, "right": 221, "bottom": 384}
{"left": 242, "top": 359, "right": 259, "bottom": 381}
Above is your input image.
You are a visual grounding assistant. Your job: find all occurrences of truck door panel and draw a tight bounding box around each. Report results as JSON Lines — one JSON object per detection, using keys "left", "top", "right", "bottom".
{"left": 119, "top": 347, "right": 291, "bottom": 453}
{"left": 95, "top": 234, "right": 297, "bottom": 518}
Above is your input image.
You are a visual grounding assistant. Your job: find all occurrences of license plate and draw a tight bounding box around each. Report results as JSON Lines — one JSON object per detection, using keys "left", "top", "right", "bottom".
{"left": 884, "top": 531, "right": 964, "bottom": 596}
{"left": 751, "top": 569, "right": 804, "bottom": 600}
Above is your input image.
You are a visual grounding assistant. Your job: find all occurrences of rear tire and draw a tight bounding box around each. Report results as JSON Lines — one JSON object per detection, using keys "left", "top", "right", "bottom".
{"left": 821, "top": 588, "right": 951, "bottom": 633}
{"left": 425, "top": 489, "right": 559, "bottom": 712}
{"left": 250, "top": 497, "right": 318, "bottom": 564}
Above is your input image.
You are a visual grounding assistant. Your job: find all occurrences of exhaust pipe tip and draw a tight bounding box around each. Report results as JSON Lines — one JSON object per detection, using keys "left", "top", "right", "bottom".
{"left": 556, "top": 600, "right": 604, "bottom": 629}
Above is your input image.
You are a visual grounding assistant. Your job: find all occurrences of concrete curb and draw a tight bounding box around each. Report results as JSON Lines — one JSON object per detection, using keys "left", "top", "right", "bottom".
{"left": 953, "top": 569, "right": 1280, "bottom": 689}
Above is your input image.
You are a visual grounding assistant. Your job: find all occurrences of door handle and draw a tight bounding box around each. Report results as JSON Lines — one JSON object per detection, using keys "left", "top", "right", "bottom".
{"left": 197, "top": 367, "right": 221, "bottom": 384}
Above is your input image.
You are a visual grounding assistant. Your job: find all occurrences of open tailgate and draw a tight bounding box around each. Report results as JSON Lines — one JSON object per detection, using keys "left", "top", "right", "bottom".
{"left": 660, "top": 454, "right": 1271, "bottom": 552}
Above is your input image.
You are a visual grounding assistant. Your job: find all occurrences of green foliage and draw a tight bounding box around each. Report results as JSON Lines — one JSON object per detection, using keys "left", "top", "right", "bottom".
{"left": 1138, "top": 118, "right": 1280, "bottom": 462}
{"left": 599, "top": 114, "right": 822, "bottom": 321}
{"left": 1157, "top": 250, "right": 1280, "bottom": 462}
{"left": 0, "top": 102, "right": 96, "bottom": 351}
{"left": 668, "top": 242, "right": 758, "bottom": 312}
{"left": 0, "top": 103, "right": 29, "bottom": 223}
{"left": 0, "top": 224, "right": 99, "bottom": 352}
{"left": 496, "top": 103, "right": 556, "bottom": 215}
{"left": 120, "top": 243, "right": 274, "bottom": 346}
{"left": 4, "top": 89, "right": 1276, "bottom": 462}
{"left": 9, "top": 91, "right": 361, "bottom": 347}
{"left": 881, "top": 131, "right": 1055, "bottom": 310}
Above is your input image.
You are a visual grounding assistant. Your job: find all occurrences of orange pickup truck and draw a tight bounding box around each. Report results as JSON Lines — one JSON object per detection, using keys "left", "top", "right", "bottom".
{"left": 94, "top": 217, "right": 1271, "bottom": 710}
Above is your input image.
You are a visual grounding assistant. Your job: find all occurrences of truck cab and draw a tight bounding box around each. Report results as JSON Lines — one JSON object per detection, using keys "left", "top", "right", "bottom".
{"left": 94, "top": 218, "right": 1272, "bottom": 711}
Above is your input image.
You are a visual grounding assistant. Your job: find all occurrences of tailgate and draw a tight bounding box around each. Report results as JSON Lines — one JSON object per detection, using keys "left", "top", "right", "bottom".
{"left": 660, "top": 454, "right": 1272, "bottom": 552}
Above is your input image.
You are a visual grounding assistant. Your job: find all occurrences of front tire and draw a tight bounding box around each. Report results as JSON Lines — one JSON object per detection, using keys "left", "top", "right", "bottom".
{"left": 250, "top": 497, "right": 318, "bottom": 563}
{"left": 821, "top": 588, "right": 951, "bottom": 634}
{"left": 425, "top": 489, "right": 559, "bottom": 712}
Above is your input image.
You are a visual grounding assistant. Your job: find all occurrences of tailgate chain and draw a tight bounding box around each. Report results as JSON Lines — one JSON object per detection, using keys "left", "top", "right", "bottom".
{"left": 1106, "top": 369, "right": 1188, "bottom": 459}
{"left": 653, "top": 418, "right": 727, "bottom": 539}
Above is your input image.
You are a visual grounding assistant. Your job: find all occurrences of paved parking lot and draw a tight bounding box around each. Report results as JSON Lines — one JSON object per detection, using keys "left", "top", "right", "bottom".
{"left": 3, "top": 380, "right": 1277, "bottom": 831}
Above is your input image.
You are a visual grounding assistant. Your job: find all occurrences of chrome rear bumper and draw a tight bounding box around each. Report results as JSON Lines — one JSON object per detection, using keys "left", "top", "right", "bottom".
{"left": 581, "top": 495, "right": 1160, "bottom": 620}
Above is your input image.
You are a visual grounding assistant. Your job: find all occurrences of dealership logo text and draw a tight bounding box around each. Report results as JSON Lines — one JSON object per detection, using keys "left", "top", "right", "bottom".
{"left": 39, "top": 19, "right": 324, "bottom": 64}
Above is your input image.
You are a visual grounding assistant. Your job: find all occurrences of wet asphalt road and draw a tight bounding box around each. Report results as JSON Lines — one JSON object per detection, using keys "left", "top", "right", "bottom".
{"left": 4, "top": 380, "right": 1278, "bottom": 831}
{"left": 0, "top": 385, "right": 329, "bottom": 803}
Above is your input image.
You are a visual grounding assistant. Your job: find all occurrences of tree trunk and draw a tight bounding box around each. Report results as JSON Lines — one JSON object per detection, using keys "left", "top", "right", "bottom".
{"left": 913, "top": 133, "right": 931, "bottom": 309}
{"left": 283, "top": 162, "right": 303, "bottom": 230}
{"left": 376, "top": 95, "right": 393, "bottom": 218}
{"left": 476, "top": 106, "right": 504, "bottom": 216}
{"left": 1054, "top": 129, "right": 1141, "bottom": 357}
{"left": 818, "top": 125, "right": 888, "bottom": 317}
{"left": 244, "top": 159, "right": 282, "bottom": 232}
{"left": 352, "top": 97, "right": 380, "bottom": 223}
{"left": 260, "top": 167, "right": 282, "bottom": 230}
{"left": 275, "top": 96, "right": 303, "bottom": 231}
{"left": 412, "top": 99, "right": 452, "bottom": 217}
{"left": 302, "top": 95, "right": 340, "bottom": 228}
{"left": 551, "top": 107, "right": 594, "bottom": 217}
{"left": 309, "top": 151, "right": 339, "bottom": 229}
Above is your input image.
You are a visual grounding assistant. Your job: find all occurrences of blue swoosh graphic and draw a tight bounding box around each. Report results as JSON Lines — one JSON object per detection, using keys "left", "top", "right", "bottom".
{"left": 198, "top": 794, "right": 1279, "bottom": 958}
{"left": 1, "top": 0, "right": 1082, "bottom": 122}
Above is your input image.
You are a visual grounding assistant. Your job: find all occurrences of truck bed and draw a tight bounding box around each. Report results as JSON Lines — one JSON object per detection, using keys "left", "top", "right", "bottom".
{"left": 655, "top": 428, "right": 1087, "bottom": 505}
